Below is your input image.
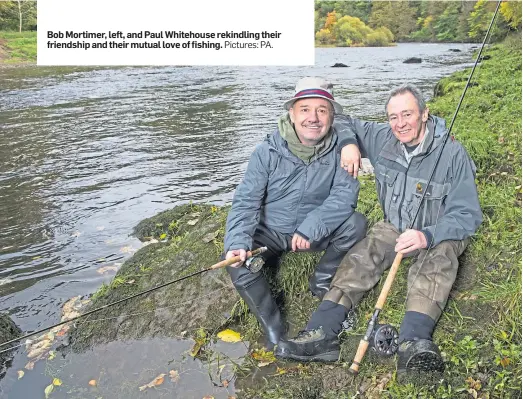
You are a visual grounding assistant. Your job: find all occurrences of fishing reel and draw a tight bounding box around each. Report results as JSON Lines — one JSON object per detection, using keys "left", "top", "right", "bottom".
{"left": 245, "top": 255, "right": 265, "bottom": 273}
{"left": 369, "top": 323, "right": 399, "bottom": 356}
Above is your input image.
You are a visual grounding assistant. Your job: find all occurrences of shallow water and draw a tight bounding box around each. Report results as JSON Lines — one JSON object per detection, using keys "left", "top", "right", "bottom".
{"left": 0, "top": 43, "right": 478, "bottom": 397}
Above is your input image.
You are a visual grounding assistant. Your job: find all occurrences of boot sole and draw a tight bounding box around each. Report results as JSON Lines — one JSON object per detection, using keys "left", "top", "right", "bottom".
{"left": 401, "top": 351, "right": 444, "bottom": 373}
{"left": 275, "top": 350, "right": 340, "bottom": 363}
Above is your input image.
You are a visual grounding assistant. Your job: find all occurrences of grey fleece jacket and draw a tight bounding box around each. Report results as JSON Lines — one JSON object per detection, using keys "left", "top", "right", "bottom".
{"left": 224, "top": 128, "right": 359, "bottom": 253}
{"left": 333, "top": 114, "right": 482, "bottom": 247}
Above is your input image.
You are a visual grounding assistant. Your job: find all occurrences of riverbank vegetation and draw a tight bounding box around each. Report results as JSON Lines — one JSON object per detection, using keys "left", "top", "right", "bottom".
{"left": 315, "top": 0, "right": 522, "bottom": 47}
{"left": 0, "top": 31, "right": 36, "bottom": 63}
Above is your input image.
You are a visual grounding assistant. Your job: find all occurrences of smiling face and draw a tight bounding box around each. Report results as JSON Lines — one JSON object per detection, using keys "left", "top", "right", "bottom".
{"left": 288, "top": 97, "right": 334, "bottom": 146}
{"left": 386, "top": 92, "right": 429, "bottom": 146}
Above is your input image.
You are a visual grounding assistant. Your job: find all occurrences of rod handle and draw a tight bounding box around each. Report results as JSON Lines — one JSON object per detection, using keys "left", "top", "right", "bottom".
{"left": 375, "top": 252, "right": 404, "bottom": 310}
{"left": 209, "top": 247, "right": 268, "bottom": 270}
{"left": 349, "top": 339, "right": 369, "bottom": 374}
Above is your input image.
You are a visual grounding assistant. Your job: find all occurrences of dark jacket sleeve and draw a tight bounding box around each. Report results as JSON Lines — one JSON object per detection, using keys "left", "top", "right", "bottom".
{"left": 421, "top": 144, "right": 483, "bottom": 247}
{"left": 333, "top": 114, "right": 392, "bottom": 166}
{"left": 223, "top": 143, "right": 270, "bottom": 252}
{"left": 296, "top": 149, "right": 360, "bottom": 242}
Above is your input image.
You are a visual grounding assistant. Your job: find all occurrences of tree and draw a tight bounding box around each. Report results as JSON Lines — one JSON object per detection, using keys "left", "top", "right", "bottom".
{"left": 435, "top": 3, "right": 460, "bottom": 42}
{"left": 368, "top": 1, "right": 417, "bottom": 40}
{"left": 332, "top": 15, "right": 372, "bottom": 46}
{"left": 0, "top": 0, "right": 36, "bottom": 31}
{"left": 500, "top": 1, "right": 522, "bottom": 30}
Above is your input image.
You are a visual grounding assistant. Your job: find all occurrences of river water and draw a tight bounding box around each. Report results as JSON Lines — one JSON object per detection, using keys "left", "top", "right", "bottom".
{"left": 0, "top": 43, "right": 477, "bottom": 397}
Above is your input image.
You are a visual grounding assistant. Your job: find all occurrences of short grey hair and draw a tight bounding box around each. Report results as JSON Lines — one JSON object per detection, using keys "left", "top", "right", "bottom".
{"left": 385, "top": 84, "right": 426, "bottom": 115}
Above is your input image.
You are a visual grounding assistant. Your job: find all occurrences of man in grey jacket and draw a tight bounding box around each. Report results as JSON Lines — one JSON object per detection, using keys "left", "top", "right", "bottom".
{"left": 224, "top": 77, "right": 366, "bottom": 350}
{"left": 276, "top": 84, "right": 483, "bottom": 374}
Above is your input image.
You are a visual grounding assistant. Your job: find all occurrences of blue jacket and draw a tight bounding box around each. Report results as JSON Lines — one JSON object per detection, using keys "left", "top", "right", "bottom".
{"left": 224, "top": 128, "right": 359, "bottom": 252}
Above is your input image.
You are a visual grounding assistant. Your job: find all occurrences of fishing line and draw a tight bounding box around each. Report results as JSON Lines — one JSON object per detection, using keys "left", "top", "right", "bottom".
{"left": 0, "top": 247, "right": 267, "bottom": 350}
{"left": 403, "top": 0, "right": 502, "bottom": 304}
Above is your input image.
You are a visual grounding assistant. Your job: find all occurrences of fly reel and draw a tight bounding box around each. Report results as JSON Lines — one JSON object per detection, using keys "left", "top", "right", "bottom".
{"left": 370, "top": 324, "right": 399, "bottom": 356}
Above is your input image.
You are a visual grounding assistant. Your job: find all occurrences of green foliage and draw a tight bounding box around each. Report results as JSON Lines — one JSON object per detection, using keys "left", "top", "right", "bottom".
{"left": 0, "top": 1, "right": 36, "bottom": 31}
{"left": 332, "top": 15, "right": 372, "bottom": 47}
{"left": 500, "top": 1, "right": 522, "bottom": 30}
{"left": 315, "top": 0, "right": 521, "bottom": 45}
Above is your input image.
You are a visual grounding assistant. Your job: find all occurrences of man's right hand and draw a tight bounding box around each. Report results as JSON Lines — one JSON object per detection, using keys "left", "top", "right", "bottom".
{"left": 340, "top": 143, "right": 362, "bottom": 178}
{"left": 226, "top": 249, "right": 247, "bottom": 268}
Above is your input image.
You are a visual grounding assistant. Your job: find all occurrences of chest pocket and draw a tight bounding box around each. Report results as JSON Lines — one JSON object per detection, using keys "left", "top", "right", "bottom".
{"left": 411, "top": 181, "right": 450, "bottom": 229}
{"left": 375, "top": 167, "right": 400, "bottom": 221}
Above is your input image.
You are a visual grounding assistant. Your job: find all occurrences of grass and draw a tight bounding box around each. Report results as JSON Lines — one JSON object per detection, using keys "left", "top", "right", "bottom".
{"left": 0, "top": 31, "right": 36, "bottom": 63}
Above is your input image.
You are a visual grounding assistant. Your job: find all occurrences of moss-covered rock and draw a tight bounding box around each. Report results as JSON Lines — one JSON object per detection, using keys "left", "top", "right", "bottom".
{"left": 0, "top": 314, "right": 21, "bottom": 378}
{"left": 69, "top": 204, "right": 239, "bottom": 351}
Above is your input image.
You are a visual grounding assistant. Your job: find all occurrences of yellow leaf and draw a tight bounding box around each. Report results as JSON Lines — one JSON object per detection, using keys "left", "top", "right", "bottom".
{"left": 88, "top": 379, "right": 97, "bottom": 387}
{"left": 53, "top": 378, "right": 62, "bottom": 386}
{"left": 159, "top": 233, "right": 167, "bottom": 240}
{"left": 202, "top": 396, "right": 215, "bottom": 399}
{"left": 500, "top": 357, "right": 511, "bottom": 367}
{"left": 216, "top": 329, "right": 242, "bottom": 343}
{"left": 48, "top": 351, "right": 56, "bottom": 360}
{"left": 44, "top": 384, "right": 54, "bottom": 398}
{"left": 251, "top": 348, "right": 276, "bottom": 363}
{"left": 17, "top": 370, "right": 24, "bottom": 379}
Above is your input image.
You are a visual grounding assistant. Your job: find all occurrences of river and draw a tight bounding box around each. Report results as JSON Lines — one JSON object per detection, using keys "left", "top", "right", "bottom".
{"left": 0, "top": 43, "right": 477, "bottom": 397}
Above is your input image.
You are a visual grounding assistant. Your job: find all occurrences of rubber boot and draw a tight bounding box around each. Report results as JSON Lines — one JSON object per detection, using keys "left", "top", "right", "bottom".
{"left": 309, "top": 245, "right": 347, "bottom": 299}
{"left": 227, "top": 265, "right": 284, "bottom": 350}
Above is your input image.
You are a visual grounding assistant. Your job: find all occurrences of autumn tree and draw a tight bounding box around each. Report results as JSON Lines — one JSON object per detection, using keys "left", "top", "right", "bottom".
{"left": 368, "top": 1, "right": 417, "bottom": 40}
{"left": 500, "top": 1, "right": 522, "bottom": 30}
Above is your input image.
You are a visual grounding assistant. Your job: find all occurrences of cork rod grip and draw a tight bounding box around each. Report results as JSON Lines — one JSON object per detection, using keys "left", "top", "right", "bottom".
{"left": 349, "top": 339, "right": 369, "bottom": 374}
{"left": 375, "top": 252, "right": 404, "bottom": 310}
{"left": 209, "top": 247, "right": 268, "bottom": 270}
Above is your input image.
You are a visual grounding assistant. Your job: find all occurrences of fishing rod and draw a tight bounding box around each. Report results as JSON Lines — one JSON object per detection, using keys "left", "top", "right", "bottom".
{"left": 0, "top": 247, "right": 267, "bottom": 350}
{"left": 348, "top": 0, "right": 502, "bottom": 375}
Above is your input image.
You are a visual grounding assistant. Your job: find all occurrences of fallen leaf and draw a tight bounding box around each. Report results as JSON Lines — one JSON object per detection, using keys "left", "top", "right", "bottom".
{"left": 251, "top": 348, "right": 276, "bottom": 364}
{"left": 500, "top": 357, "right": 511, "bottom": 367}
{"left": 159, "top": 233, "right": 167, "bottom": 240}
{"left": 228, "top": 396, "right": 236, "bottom": 399}
{"left": 44, "top": 384, "right": 54, "bottom": 398}
{"left": 217, "top": 329, "right": 242, "bottom": 343}
{"left": 119, "top": 246, "right": 135, "bottom": 254}
{"left": 190, "top": 340, "right": 204, "bottom": 357}
{"left": 169, "top": 370, "right": 180, "bottom": 383}
{"left": 48, "top": 351, "right": 56, "bottom": 360}
{"left": 202, "top": 396, "right": 215, "bottom": 399}
{"left": 96, "top": 265, "right": 119, "bottom": 274}
{"left": 222, "top": 379, "right": 229, "bottom": 388}
{"left": 53, "top": 378, "right": 62, "bottom": 386}
{"left": 276, "top": 367, "right": 287, "bottom": 375}
{"left": 202, "top": 231, "right": 218, "bottom": 243}
{"left": 139, "top": 373, "right": 166, "bottom": 391}
{"left": 187, "top": 219, "right": 199, "bottom": 226}
{"left": 17, "top": 370, "right": 24, "bottom": 379}
{"left": 88, "top": 379, "right": 97, "bottom": 387}
{"left": 25, "top": 361, "right": 35, "bottom": 370}
{"left": 56, "top": 326, "right": 70, "bottom": 337}
{"left": 258, "top": 361, "right": 271, "bottom": 367}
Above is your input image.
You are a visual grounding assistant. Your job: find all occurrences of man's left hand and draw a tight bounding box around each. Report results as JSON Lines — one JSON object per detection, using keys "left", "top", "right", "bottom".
{"left": 395, "top": 229, "right": 428, "bottom": 254}
{"left": 340, "top": 144, "right": 361, "bottom": 178}
{"left": 292, "top": 233, "right": 310, "bottom": 251}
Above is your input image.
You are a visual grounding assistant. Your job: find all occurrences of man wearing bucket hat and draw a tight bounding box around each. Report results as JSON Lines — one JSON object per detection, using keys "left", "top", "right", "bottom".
{"left": 223, "top": 77, "right": 367, "bottom": 350}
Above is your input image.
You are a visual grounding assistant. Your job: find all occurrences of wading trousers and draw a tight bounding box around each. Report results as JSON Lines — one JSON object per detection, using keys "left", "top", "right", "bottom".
{"left": 226, "top": 212, "right": 366, "bottom": 347}
{"left": 323, "top": 221, "right": 468, "bottom": 326}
